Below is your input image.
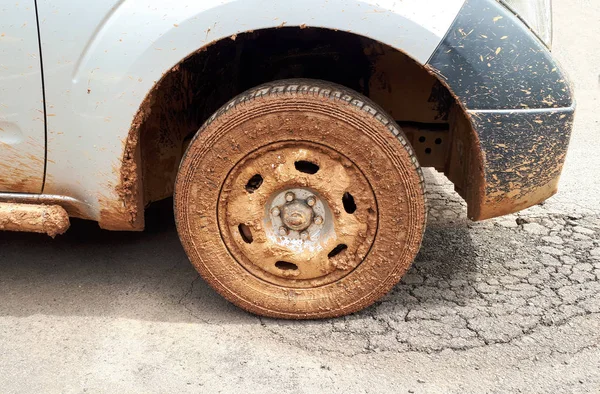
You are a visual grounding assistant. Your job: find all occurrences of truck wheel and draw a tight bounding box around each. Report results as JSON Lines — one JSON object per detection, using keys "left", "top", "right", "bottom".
{"left": 174, "top": 79, "right": 426, "bottom": 319}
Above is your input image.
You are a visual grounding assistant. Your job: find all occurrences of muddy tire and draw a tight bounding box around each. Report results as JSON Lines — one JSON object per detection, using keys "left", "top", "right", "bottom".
{"left": 175, "top": 79, "right": 426, "bottom": 319}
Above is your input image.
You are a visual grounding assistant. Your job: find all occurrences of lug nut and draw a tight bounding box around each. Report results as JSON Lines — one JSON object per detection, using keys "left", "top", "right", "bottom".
{"left": 285, "top": 192, "right": 295, "bottom": 202}
{"left": 306, "top": 196, "right": 316, "bottom": 207}
{"left": 279, "top": 226, "right": 288, "bottom": 236}
{"left": 271, "top": 207, "right": 281, "bottom": 217}
{"left": 314, "top": 216, "right": 323, "bottom": 225}
{"left": 300, "top": 231, "right": 309, "bottom": 240}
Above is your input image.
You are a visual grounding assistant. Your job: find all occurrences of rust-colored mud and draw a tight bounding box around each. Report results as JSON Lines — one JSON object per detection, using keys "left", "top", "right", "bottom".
{"left": 115, "top": 114, "right": 144, "bottom": 228}
{"left": 424, "top": 65, "right": 492, "bottom": 220}
{"left": 365, "top": 43, "right": 448, "bottom": 123}
{"left": 174, "top": 79, "right": 426, "bottom": 319}
{"left": 443, "top": 103, "right": 486, "bottom": 221}
{"left": 220, "top": 142, "right": 377, "bottom": 288}
{"left": 101, "top": 88, "right": 150, "bottom": 231}
{"left": 116, "top": 55, "right": 219, "bottom": 231}
{"left": 0, "top": 203, "right": 70, "bottom": 237}
{"left": 0, "top": 193, "right": 90, "bottom": 220}
{"left": 0, "top": 139, "right": 45, "bottom": 193}
{"left": 426, "top": 64, "right": 573, "bottom": 221}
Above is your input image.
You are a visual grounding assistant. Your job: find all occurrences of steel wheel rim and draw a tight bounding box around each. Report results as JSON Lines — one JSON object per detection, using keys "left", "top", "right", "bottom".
{"left": 217, "top": 141, "right": 379, "bottom": 288}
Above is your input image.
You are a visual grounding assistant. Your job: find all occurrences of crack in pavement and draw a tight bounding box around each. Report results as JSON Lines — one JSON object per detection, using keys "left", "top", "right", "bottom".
{"left": 178, "top": 274, "right": 201, "bottom": 305}
{"left": 257, "top": 174, "right": 600, "bottom": 356}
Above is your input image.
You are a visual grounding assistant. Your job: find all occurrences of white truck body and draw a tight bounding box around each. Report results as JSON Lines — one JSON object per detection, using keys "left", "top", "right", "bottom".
{"left": 1, "top": 0, "right": 464, "bottom": 225}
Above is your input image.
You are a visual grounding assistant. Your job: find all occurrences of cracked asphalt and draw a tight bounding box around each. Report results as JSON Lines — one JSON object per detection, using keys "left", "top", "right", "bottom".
{"left": 1, "top": 1, "right": 599, "bottom": 392}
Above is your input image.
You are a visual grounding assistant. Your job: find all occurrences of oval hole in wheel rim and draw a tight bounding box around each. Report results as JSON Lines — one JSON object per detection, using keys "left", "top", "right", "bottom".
{"left": 245, "top": 174, "right": 263, "bottom": 193}
{"left": 275, "top": 261, "right": 298, "bottom": 271}
{"left": 294, "top": 160, "right": 320, "bottom": 174}
{"left": 342, "top": 192, "right": 357, "bottom": 214}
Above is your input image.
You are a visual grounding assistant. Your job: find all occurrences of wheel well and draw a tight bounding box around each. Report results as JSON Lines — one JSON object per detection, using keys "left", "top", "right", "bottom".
{"left": 128, "top": 27, "right": 482, "bottom": 214}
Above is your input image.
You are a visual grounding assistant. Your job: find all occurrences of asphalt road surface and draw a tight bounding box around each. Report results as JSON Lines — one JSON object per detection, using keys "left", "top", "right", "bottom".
{"left": 1, "top": 1, "right": 599, "bottom": 392}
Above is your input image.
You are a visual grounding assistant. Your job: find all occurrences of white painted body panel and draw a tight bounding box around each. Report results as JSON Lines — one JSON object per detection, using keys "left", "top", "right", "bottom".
{"left": 0, "top": 0, "right": 44, "bottom": 193}
{"left": 24, "top": 0, "right": 465, "bottom": 221}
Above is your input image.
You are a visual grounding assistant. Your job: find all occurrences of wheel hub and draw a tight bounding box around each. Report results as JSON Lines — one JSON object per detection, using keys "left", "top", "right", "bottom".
{"left": 271, "top": 190, "right": 324, "bottom": 238}
{"left": 280, "top": 197, "right": 314, "bottom": 232}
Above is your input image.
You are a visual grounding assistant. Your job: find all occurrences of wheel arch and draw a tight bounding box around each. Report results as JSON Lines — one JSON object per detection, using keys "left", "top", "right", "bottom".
{"left": 113, "top": 27, "right": 488, "bottom": 231}
{"left": 89, "top": 0, "right": 487, "bottom": 230}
